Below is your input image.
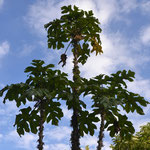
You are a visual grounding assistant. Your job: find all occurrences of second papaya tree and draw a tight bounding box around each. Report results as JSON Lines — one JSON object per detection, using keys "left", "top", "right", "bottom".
{"left": 82, "top": 70, "right": 149, "bottom": 150}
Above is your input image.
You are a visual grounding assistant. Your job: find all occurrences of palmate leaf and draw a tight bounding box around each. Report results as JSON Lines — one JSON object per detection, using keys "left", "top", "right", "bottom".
{"left": 79, "top": 110, "right": 99, "bottom": 137}
{"left": 121, "top": 91, "right": 149, "bottom": 114}
{"left": 14, "top": 107, "right": 40, "bottom": 136}
{"left": 106, "top": 113, "right": 135, "bottom": 140}
{"left": 45, "top": 100, "right": 63, "bottom": 125}
{"left": 0, "top": 83, "right": 28, "bottom": 106}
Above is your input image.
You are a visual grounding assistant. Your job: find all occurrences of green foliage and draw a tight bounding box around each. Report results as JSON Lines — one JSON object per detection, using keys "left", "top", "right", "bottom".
{"left": 81, "top": 70, "right": 149, "bottom": 140}
{"left": 79, "top": 110, "right": 99, "bottom": 136}
{"left": 0, "top": 60, "right": 69, "bottom": 136}
{"left": 14, "top": 107, "right": 40, "bottom": 135}
{"left": 57, "top": 79, "right": 99, "bottom": 137}
{"left": 0, "top": 83, "right": 28, "bottom": 107}
{"left": 44, "top": 5, "right": 102, "bottom": 65}
{"left": 111, "top": 123, "right": 150, "bottom": 150}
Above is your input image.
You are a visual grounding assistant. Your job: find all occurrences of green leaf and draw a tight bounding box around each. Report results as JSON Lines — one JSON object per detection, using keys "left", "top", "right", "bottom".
{"left": 24, "top": 122, "right": 30, "bottom": 132}
{"left": 136, "top": 106, "right": 145, "bottom": 115}
{"left": 30, "top": 121, "right": 38, "bottom": 134}
{"left": 17, "top": 126, "right": 24, "bottom": 136}
{"left": 52, "top": 118, "right": 59, "bottom": 125}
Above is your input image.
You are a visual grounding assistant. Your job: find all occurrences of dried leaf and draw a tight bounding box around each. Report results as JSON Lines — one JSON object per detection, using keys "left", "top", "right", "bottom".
{"left": 58, "top": 53, "right": 67, "bottom": 67}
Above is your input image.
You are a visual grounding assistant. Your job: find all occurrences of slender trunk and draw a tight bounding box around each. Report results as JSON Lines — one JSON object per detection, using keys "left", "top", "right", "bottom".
{"left": 70, "top": 40, "right": 81, "bottom": 150}
{"left": 37, "top": 101, "right": 44, "bottom": 150}
{"left": 97, "top": 111, "right": 105, "bottom": 150}
{"left": 71, "top": 107, "right": 80, "bottom": 150}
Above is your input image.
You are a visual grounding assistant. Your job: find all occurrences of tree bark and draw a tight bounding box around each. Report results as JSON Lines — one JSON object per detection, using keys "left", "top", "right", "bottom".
{"left": 37, "top": 101, "right": 44, "bottom": 150}
{"left": 97, "top": 111, "right": 105, "bottom": 150}
{"left": 70, "top": 40, "right": 81, "bottom": 150}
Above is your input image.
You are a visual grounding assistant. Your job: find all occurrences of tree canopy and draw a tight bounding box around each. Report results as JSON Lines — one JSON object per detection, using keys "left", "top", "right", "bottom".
{"left": 111, "top": 122, "right": 150, "bottom": 150}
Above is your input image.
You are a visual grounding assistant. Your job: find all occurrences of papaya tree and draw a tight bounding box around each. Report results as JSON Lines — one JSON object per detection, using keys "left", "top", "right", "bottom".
{"left": 44, "top": 5, "right": 103, "bottom": 150}
{"left": 0, "top": 60, "right": 69, "bottom": 150}
{"left": 82, "top": 70, "right": 149, "bottom": 150}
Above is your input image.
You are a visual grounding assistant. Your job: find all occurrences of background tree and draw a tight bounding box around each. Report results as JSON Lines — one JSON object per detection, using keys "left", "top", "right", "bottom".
{"left": 44, "top": 5, "right": 102, "bottom": 150}
{"left": 0, "top": 60, "right": 69, "bottom": 150}
{"left": 111, "top": 122, "right": 150, "bottom": 150}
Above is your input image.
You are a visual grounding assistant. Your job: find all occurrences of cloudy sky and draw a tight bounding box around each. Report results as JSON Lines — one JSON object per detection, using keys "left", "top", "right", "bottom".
{"left": 0, "top": 0, "right": 150, "bottom": 149}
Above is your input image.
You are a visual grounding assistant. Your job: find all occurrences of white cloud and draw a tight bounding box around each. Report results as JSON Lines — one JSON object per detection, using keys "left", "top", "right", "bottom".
{"left": 68, "top": 0, "right": 96, "bottom": 11}
{"left": 103, "top": 141, "right": 111, "bottom": 150}
{"left": 80, "top": 134, "right": 112, "bottom": 150}
{"left": 94, "top": 0, "right": 120, "bottom": 25}
{"left": 25, "top": 0, "right": 63, "bottom": 35}
{"left": 1, "top": 103, "right": 33, "bottom": 132}
{"left": 0, "top": 99, "right": 19, "bottom": 128}
{"left": 80, "top": 134, "right": 97, "bottom": 149}
{"left": 6, "top": 130, "right": 37, "bottom": 150}
{"left": 127, "top": 78, "right": 150, "bottom": 99}
{"left": 140, "top": 25, "right": 150, "bottom": 45}
{"left": 0, "top": 100, "right": 19, "bottom": 116}
{"left": 62, "top": 106, "right": 72, "bottom": 119}
{"left": 45, "top": 126, "right": 71, "bottom": 141}
{"left": 0, "top": 41, "right": 9, "bottom": 58}
{"left": 80, "top": 55, "right": 114, "bottom": 78}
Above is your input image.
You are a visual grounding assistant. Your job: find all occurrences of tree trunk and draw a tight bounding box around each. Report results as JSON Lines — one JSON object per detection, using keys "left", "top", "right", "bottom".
{"left": 70, "top": 40, "right": 81, "bottom": 150}
{"left": 37, "top": 101, "right": 44, "bottom": 150}
{"left": 97, "top": 111, "right": 105, "bottom": 150}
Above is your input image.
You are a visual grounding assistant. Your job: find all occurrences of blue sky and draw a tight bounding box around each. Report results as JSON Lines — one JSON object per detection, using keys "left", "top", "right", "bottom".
{"left": 0, "top": 0, "right": 150, "bottom": 149}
